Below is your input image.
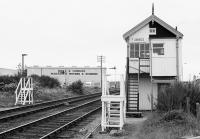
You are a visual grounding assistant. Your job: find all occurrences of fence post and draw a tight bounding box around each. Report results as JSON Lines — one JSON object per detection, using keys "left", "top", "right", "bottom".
{"left": 186, "top": 97, "right": 190, "bottom": 113}
{"left": 196, "top": 103, "right": 200, "bottom": 121}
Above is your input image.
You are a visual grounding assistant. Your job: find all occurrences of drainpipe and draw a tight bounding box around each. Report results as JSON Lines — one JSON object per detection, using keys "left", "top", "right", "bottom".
{"left": 176, "top": 37, "right": 179, "bottom": 81}
{"left": 150, "top": 39, "right": 153, "bottom": 112}
{"left": 126, "top": 42, "right": 130, "bottom": 111}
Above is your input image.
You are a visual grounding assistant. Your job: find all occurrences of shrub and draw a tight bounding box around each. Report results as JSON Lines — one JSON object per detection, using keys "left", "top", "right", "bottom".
{"left": 39, "top": 76, "right": 60, "bottom": 88}
{"left": 30, "top": 75, "right": 60, "bottom": 89}
{"left": 157, "top": 82, "right": 200, "bottom": 115}
{"left": 67, "top": 80, "right": 83, "bottom": 94}
{"left": 0, "top": 75, "right": 20, "bottom": 92}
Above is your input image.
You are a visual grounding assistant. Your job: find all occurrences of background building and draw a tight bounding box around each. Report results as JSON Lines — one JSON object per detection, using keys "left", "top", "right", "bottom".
{"left": 0, "top": 68, "right": 17, "bottom": 76}
{"left": 27, "top": 66, "right": 106, "bottom": 87}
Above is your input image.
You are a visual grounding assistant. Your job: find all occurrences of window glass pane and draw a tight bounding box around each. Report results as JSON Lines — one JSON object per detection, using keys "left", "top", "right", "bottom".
{"left": 140, "top": 50, "right": 145, "bottom": 58}
{"left": 130, "top": 44, "right": 134, "bottom": 50}
{"left": 130, "top": 44, "right": 134, "bottom": 58}
{"left": 145, "top": 44, "right": 150, "bottom": 58}
{"left": 153, "top": 43, "right": 164, "bottom": 55}
{"left": 135, "top": 50, "right": 139, "bottom": 58}
{"left": 130, "top": 52, "right": 134, "bottom": 58}
{"left": 140, "top": 44, "right": 144, "bottom": 51}
{"left": 145, "top": 52, "right": 150, "bottom": 58}
{"left": 135, "top": 43, "right": 139, "bottom": 50}
{"left": 145, "top": 44, "right": 149, "bottom": 51}
{"left": 153, "top": 43, "right": 163, "bottom": 48}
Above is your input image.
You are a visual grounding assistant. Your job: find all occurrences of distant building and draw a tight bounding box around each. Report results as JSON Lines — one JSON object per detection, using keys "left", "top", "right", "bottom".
{"left": 27, "top": 66, "right": 106, "bottom": 87}
{"left": 0, "top": 68, "right": 18, "bottom": 76}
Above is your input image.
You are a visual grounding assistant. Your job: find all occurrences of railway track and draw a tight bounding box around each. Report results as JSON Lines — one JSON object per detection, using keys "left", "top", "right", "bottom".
{"left": 0, "top": 89, "right": 119, "bottom": 139}
{"left": 0, "top": 98, "right": 101, "bottom": 139}
{"left": 0, "top": 93, "right": 101, "bottom": 134}
{"left": 0, "top": 93, "right": 101, "bottom": 122}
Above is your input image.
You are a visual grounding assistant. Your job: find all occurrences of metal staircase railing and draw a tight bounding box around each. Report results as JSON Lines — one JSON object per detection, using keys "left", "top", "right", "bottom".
{"left": 127, "top": 58, "right": 149, "bottom": 113}
{"left": 15, "top": 77, "right": 33, "bottom": 105}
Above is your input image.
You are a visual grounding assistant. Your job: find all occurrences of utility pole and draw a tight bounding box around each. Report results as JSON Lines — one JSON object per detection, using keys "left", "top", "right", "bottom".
{"left": 97, "top": 56, "right": 105, "bottom": 92}
{"left": 22, "top": 54, "right": 28, "bottom": 77}
{"left": 109, "top": 66, "right": 116, "bottom": 88}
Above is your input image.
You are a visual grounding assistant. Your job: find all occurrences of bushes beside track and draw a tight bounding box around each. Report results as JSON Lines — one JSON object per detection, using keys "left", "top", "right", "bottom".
{"left": 31, "top": 75, "right": 60, "bottom": 89}
{"left": 0, "top": 75, "right": 20, "bottom": 92}
{"left": 0, "top": 75, "right": 60, "bottom": 93}
{"left": 67, "top": 80, "right": 84, "bottom": 94}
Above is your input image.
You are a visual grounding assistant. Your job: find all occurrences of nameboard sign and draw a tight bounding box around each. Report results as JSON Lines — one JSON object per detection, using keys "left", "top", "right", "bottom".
{"left": 134, "top": 38, "right": 144, "bottom": 42}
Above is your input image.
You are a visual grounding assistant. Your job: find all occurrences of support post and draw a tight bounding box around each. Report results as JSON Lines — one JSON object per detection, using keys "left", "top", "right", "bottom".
{"left": 196, "top": 103, "right": 200, "bottom": 121}
{"left": 186, "top": 97, "right": 190, "bottom": 113}
{"left": 150, "top": 39, "right": 154, "bottom": 112}
{"left": 176, "top": 38, "right": 179, "bottom": 81}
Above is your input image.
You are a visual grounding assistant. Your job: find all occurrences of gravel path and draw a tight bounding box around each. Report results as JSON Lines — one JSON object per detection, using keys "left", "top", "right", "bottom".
{"left": 93, "top": 117, "right": 147, "bottom": 139}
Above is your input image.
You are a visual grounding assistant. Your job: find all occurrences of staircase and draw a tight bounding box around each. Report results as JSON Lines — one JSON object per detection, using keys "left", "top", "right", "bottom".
{"left": 101, "top": 75, "right": 126, "bottom": 131}
{"left": 15, "top": 77, "right": 33, "bottom": 105}
{"left": 108, "top": 101, "right": 120, "bottom": 125}
{"left": 127, "top": 74, "right": 139, "bottom": 112}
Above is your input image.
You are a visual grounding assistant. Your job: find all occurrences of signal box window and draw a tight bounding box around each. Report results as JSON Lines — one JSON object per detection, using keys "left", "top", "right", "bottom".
{"left": 130, "top": 43, "right": 149, "bottom": 58}
{"left": 153, "top": 43, "right": 164, "bottom": 55}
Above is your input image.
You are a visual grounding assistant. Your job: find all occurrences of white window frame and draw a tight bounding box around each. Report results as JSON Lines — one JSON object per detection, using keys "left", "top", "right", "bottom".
{"left": 152, "top": 43, "right": 165, "bottom": 56}
{"left": 149, "top": 28, "right": 156, "bottom": 35}
{"left": 129, "top": 43, "right": 150, "bottom": 58}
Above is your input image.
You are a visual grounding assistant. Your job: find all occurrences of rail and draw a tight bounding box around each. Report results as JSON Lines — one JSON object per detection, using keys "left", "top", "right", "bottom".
{"left": 0, "top": 98, "right": 101, "bottom": 138}
{"left": 0, "top": 93, "right": 101, "bottom": 122}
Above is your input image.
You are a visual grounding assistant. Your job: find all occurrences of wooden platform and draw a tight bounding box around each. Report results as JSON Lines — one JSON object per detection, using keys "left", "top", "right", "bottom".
{"left": 126, "top": 111, "right": 142, "bottom": 118}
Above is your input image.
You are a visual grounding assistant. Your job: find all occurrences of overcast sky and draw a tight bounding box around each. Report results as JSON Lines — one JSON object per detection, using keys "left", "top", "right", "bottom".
{"left": 0, "top": 0, "right": 199, "bottom": 81}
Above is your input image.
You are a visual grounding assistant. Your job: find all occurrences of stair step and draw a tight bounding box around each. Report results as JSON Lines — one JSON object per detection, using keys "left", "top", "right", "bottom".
{"left": 128, "top": 84, "right": 139, "bottom": 86}
{"left": 128, "top": 107, "right": 138, "bottom": 109}
{"left": 129, "top": 80, "right": 138, "bottom": 82}
{"left": 128, "top": 97, "right": 138, "bottom": 99}
{"left": 128, "top": 82, "right": 139, "bottom": 84}
{"left": 128, "top": 92, "right": 139, "bottom": 94}
{"left": 128, "top": 101, "right": 138, "bottom": 105}
{"left": 140, "top": 65, "right": 149, "bottom": 67}
{"left": 129, "top": 94, "right": 139, "bottom": 96}
{"left": 128, "top": 88, "right": 138, "bottom": 90}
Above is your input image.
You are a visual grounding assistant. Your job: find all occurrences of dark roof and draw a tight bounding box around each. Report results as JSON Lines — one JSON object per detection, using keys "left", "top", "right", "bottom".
{"left": 123, "top": 15, "right": 183, "bottom": 40}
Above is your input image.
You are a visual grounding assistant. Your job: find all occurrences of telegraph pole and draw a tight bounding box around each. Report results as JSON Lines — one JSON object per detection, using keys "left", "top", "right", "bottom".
{"left": 22, "top": 54, "right": 28, "bottom": 77}
{"left": 97, "top": 56, "right": 105, "bottom": 92}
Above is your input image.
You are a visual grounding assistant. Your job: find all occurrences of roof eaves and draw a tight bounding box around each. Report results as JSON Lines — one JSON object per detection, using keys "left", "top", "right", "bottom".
{"left": 123, "top": 15, "right": 153, "bottom": 40}
{"left": 153, "top": 15, "right": 183, "bottom": 38}
{"left": 123, "top": 15, "right": 183, "bottom": 41}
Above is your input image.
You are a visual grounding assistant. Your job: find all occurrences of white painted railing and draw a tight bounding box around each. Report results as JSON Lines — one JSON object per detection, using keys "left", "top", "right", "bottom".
{"left": 101, "top": 74, "right": 126, "bottom": 131}
{"left": 15, "top": 77, "right": 33, "bottom": 105}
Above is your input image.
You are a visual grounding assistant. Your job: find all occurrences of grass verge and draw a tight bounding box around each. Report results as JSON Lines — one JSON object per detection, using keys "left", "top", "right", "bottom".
{"left": 0, "top": 86, "right": 100, "bottom": 108}
{"left": 137, "top": 111, "right": 200, "bottom": 139}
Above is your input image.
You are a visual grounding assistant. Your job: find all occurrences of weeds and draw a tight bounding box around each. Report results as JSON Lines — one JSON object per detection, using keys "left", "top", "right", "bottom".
{"left": 138, "top": 111, "right": 200, "bottom": 139}
{"left": 156, "top": 82, "right": 200, "bottom": 115}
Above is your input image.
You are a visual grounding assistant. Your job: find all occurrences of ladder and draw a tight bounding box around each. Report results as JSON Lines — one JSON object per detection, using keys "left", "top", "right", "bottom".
{"left": 15, "top": 77, "right": 33, "bottom": 105}
{"left": 101, "top": 75, "right": 126, "bottom": 131}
